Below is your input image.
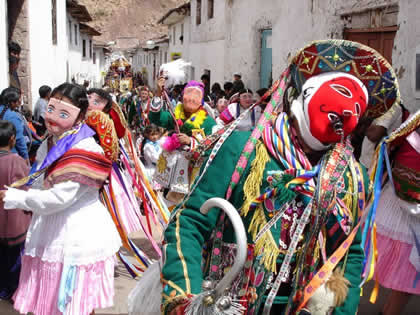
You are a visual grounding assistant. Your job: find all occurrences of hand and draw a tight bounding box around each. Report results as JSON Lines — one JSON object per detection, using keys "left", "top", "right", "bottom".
{"left": 366, "top": 124, "right": 387, "bottom": 143}
{"left": 177, "top": 133, "right": 191, "bottom": 145}
{"left": 156, "top": 76, "right": 166, "bottom": 92}
{"left": 0, "top": 190, "right": 6, "bottom": 202}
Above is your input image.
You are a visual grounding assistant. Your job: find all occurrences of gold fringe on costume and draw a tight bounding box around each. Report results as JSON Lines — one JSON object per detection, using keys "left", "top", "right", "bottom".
{"left": 242, "top": 141, "right": 270, "bottom": 217}
{"left": 241, "top": 141, "right": 280, "bottom": 272}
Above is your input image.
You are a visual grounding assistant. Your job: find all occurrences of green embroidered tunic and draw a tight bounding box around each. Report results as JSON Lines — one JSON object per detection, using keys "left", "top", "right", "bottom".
{"left": 161, "top": 131, "right": 369, "bottom": 314}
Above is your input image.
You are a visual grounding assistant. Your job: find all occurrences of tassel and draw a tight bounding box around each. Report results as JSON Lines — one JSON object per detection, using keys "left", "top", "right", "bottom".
{"left": 242, "top": 141, "right": 270, "bottom": 217}
{"left": 185, "top": 293, "right": 246, "bottom": 315}
{"left": 162, "top": 134, "right": 182, "bottom": 152}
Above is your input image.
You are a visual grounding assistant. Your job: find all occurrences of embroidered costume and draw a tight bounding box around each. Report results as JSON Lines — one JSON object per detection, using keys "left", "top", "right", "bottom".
{"left": 149, "top": 81, "right": 217, "bottom": 201}
{"left": 158, "top": 40, "right": 400, "bottom": 315}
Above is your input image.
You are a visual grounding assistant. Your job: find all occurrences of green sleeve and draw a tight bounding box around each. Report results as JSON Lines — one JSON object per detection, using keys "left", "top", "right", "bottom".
{"left": 202, "top": 116, "right": 217, "bottom": 136}
{"left": 161, "top": 132, "right": 249, "bottom": 310}
{"left": 148, "top": 110, "right": 175, "bottom": 131}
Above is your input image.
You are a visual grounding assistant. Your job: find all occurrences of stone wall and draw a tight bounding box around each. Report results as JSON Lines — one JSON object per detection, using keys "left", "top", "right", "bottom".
{"left": 7, "top": 0, "right": 31, "bottom": 105}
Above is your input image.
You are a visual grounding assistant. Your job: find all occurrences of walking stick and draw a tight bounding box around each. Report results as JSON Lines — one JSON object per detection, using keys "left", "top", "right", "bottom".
{"left": 186, "top": 198, "right": 247, "bottom": 315}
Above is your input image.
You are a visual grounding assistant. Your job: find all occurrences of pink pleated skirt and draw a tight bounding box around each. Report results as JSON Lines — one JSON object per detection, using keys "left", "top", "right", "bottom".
{"left": 375, "top": 233, "right": 420, "bottom": 295}
{"left": 13, "top": 255, "right": 115, "bottom": 315}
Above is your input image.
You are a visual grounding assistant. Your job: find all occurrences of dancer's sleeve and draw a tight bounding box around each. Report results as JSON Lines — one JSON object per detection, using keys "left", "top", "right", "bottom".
{"left": 4, "top": 181, "right": 90, "bottom": 215}
{"left": 148, "top": 97, "right": 175, "bottom": 130}
{"left": 161, "top": 132, "right": 249, "bottom": 314}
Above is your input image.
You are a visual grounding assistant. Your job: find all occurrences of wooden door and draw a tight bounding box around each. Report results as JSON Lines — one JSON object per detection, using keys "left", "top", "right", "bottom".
{"left": 344, "top": 26, "right": 397, "bottom": 64}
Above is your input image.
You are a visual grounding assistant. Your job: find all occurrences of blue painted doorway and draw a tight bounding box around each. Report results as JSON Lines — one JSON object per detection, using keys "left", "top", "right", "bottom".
{"left": 260, "top": 29, "right": 272, "bottom": 89}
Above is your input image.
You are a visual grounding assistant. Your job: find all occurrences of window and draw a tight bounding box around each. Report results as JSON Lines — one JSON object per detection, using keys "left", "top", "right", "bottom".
{"left": 196, "top": 0, "right": 201, "bottom": 25}
{"left": 52, "top": 0, "right": 57, "bottom": 45}
{"left": 82, "top": 39, "right": 86, "bottom": 58}
{"left": 89, "top": 40, "right": 92, "bottom": 58}
{"left": 74, "top": 25, "right": 78, "bottom": 45}
{"left": 93, "top": 52, "right": 96, "bottom": 64}
{"left": 173, "top": 26, "right": 176, "bottom": 45}
{"left": 208, "top": 0, "right": 214, "bottom": 19}
{"left": 180, "top": 23, "right": 184, "bottom": 44}
{"left": 68, "top": 20, "right": 72, "bottom": 44}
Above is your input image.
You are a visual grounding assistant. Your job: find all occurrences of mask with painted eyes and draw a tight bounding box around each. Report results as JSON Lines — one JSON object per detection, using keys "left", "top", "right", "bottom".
{"left": 88, "top": 93, "right": 108, "bottom": 111}
{"left": 291, "top": 72, "right": 368, "bottom": 151}
{"left": 45, "top": 98, "right": 81, "bottom": 137}
{"left": 183, "top": 87, "right": 203, "bottom": 114}
{"left": 239, "top": 93, "right": 254, "bottom": 109}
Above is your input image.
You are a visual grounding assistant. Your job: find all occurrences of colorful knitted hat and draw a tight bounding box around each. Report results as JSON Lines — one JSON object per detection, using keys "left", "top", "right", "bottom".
{"left": 288, "top": 39, "right": 400, "bottom": 150}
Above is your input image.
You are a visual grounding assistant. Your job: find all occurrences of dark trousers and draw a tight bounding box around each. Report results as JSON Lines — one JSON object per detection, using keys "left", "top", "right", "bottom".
{"left": 0, "top": 242, "right": 24, "bottom": 300}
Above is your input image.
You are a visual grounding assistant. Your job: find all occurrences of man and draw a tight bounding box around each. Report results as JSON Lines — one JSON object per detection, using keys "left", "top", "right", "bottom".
{"left": 224, "top": 81, "right": 234, "bottom": 99}
{"left": 128, "top": 86, "right": 151, "bottom": 129}
{"left": 8, "top": 56, "right": 20, "bottom": 90}
{"left": 232, "top": 72, "right": 245, "bottom": 95}
{"left": 201, "top": 74, "right": 211, "bottom": 102}
{"left": 8, "top": 42, "right": 21, "bottom": 58}
{"left": 33, "top": 85, "right": 51, "bottom": 135}
{"left": 158, "top": 40, "right": 399, "bottom": 315}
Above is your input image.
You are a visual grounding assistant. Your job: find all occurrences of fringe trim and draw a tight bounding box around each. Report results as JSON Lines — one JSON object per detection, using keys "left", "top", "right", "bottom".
{"left": 241, "top": 141, "right": 279, "bottom": 273}
{"left": 342, "top": 171, "right": 353, "bottom": 212}
{"left": 241, "top": 141, "right": 270, "bottom": 217}
{"left": 255, "top": 223, "right": 281, "bottom": 272}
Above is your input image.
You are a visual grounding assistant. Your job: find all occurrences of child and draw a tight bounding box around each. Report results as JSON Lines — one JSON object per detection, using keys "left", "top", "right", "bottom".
{"left": 0, "top": 120, "right": 30, "bottom": 300}
{"left": 20, "top": 106, "right": 43, "bottom": 163}
{"left": 0, "top": 83, "right": 121, "bottom": 315}
{"left": 141, "top": 124, "right": 163, "bottom": 182}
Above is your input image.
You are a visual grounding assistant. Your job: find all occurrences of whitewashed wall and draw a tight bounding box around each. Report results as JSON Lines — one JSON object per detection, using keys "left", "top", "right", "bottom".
{"left": 168, "top": 16, "right": 191, "bottom": 62}
{"left": 92, "top": 47, "right": 107, "bottom": 88}
{"left": 189, "top": 0, "right": 225, "bottom": 84}
{"left": 28, "top": 0, "right": 68, "bottom": 109}
{"left": 0, "top": 0, "right": 8, "bottom": 90}
{"left": 67, "top": 13, "right": 82, "bottom": 84}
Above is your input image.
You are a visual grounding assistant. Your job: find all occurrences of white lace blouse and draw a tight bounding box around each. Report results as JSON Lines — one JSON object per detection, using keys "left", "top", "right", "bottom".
{"left": 4, "top": 137, "right": 122, "bottom": 265}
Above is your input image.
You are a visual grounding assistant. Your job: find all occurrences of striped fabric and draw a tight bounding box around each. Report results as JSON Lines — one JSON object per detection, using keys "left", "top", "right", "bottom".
{"left": 45, "top": 149, "right": 112, "bottom": 189}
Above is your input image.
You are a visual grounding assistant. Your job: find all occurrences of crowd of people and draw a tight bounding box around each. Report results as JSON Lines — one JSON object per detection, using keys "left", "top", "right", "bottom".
{"left": 0, "top": 38, "right": 418, "bottom": 315}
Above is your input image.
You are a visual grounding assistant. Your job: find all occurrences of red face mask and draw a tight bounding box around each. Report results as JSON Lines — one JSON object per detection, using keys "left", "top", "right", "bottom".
{"left": 304, "top": 73, "right": 368, "bottom": 144}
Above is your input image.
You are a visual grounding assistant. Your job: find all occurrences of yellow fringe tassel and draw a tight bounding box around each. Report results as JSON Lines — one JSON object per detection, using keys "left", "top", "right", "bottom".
{"left": 241, "top": 141, "right": 271, "bottom": 217}
{"left": 252, "top": 206, "right": 281, "bottom": 273}
{"left": 342, "top": 171, "right": 353, "bottom": 211}
{"left": 240, "top": 141, "right": 280, "bottom": 272}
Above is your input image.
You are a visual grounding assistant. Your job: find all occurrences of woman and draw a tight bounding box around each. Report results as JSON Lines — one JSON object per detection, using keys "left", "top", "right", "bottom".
{"left": 216, "top": 88, "right": 262, "bottom": 131}
{"left": 0, "top": 83, "right": 121, "bottom": 315}
{"left": 0, "top": 87, "right": 28, "bottom": 162}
